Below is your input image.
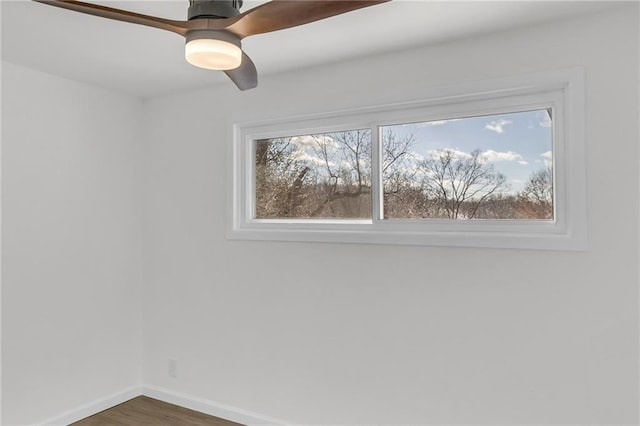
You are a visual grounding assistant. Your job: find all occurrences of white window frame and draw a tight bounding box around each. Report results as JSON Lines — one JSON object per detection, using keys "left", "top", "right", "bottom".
{"left": 228, "top": 68, "right": 586, "bottom": 250}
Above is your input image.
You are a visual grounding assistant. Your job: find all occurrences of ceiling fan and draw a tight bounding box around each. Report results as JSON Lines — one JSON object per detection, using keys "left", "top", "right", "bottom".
{"left": 33, "top": 0, "right": 389, "bottom": 91}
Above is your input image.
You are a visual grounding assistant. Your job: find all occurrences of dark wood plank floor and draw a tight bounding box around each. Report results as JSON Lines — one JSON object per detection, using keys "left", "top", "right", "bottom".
{"left": 71, "top": 396, "right": 244, "bottom": 426}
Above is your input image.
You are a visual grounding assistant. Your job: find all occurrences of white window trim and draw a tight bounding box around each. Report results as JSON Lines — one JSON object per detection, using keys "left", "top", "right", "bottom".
{"left": 228, "top": 68, "right": 587, "bottom": 250}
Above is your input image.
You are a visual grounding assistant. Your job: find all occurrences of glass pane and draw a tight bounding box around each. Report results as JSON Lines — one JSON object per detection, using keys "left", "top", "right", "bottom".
{"left": 255, "top": 130, "right": 372, "bottom": 219}
{"left": 381, "top": 109, "right": 553, "bottom": 220}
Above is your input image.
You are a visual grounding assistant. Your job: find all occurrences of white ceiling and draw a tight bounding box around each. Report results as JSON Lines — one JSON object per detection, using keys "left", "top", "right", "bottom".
{"left": 1, "top": 0, "right": 623, "bottom": 98}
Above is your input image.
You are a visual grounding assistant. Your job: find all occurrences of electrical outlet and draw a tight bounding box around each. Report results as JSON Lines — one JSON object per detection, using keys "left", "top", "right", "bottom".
{"left": 168, "top": 359, "right": 177, "bottom": 378}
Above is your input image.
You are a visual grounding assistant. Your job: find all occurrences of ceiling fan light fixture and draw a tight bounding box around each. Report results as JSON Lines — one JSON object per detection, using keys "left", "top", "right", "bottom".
{"left": 34, "top": 0, "right": 390, "bottom": 90}
{"left": 185, "top": 30, "right": 242, "bottom": 71}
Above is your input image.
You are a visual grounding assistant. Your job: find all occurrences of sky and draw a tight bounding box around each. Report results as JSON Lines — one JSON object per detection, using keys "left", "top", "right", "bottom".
{"left": 268, "top": 108, "right": 553, "bottom": 195}
{"left": 383, "top": 109, "right": 553, "bottom": 193}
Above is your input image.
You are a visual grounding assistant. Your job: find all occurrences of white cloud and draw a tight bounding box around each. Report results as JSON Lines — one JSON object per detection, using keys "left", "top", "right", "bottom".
{"left": 292, "top": 150, "right": 330, "bottom": 167}
{"left": 414, "top": 118, "right": 461, "bottom": 128}
{"left": 539, "top": 115, "right": 552, "bottom": 128}
{"left": 428, "top": 119, "right": 458, "bottom": 126}
{"left": 409, "top": 152, "right": 426, "bottom": 162}
{"left": 287, "top": 134, "right": 345, "bottom": 171}
{"left": 340, "top": 160, "right": 354, "bottom": 171}
{"left": 425, "top": 148, "right": 524, "bottom": 164}
{"left": 427, "top": 148, "right": 472, "bottom": 159}
{"left": 540, "top": 150, "right": 553, "bottom": 167}
{"left": 480, "top": 149, "right": 523, "bottom": 162}
{"left": 291, "top": 134, "right": 339, "bottom": 151}
{"left": 485, "top": 119, "right": 512, "bottom": 134}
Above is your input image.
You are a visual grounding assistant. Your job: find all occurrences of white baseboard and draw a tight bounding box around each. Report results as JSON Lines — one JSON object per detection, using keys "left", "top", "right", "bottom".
{"left": 35, "top": 384, "right": 287, "bottom": 426}
{"left": 142, "top": 385, "right": 288, "bottom": 426}
{"left": 39, "top": 385, "right": 142, "bottom": 426}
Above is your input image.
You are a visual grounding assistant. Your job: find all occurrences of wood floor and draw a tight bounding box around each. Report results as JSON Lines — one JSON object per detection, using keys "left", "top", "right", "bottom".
{"left": 71, "top": 396, "right": 244, "bottom": 426}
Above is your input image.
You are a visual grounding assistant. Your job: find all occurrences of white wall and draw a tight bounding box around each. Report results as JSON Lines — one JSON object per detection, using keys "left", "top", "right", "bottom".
{"left": 1, "top": 5, "right": 638, "bottom": 426}
{"left": 1, "top": 62, "right": 144, "bottom": 425}
{"left": 141, "top": 6, "right": 639, "bottom": 425}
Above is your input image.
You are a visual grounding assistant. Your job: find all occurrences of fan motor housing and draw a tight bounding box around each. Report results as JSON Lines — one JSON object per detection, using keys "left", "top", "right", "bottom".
{"left": 185, "top": 29, "right": 241, "bottom": 47}
{"left": 188, "top": 0, "right": 243, "bottom": 19}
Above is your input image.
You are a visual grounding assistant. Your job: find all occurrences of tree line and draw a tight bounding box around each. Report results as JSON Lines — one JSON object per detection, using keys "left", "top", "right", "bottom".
{"left": 255, "top": 130, "right": 553, "bottom": 220}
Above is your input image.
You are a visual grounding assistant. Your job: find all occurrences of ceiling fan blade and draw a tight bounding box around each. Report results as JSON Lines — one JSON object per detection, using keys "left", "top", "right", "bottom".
{"left": 225, "top": 0, "right": 390, "bottom": 39}
{"left": 224, "top": 53, "right": 257, "bottom": 91}
{"left": 32, "top": 0, "right": 191, "bottom": 36}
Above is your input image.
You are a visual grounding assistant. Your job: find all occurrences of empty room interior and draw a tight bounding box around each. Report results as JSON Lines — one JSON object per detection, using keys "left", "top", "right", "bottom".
{"left": 2, "top": 1, "right": 639, "bottom": 425}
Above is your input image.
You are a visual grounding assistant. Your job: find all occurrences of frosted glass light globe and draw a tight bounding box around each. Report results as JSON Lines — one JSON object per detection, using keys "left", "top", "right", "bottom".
{"left": 185, "top": 38, "right": 242, "bottom": 71}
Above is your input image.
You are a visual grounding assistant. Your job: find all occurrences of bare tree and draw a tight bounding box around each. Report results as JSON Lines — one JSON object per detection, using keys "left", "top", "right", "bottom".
{"left": 255, "top": 130, "right": 377, "bottom": 219}
{"left": 255, "top": 133, "right": 528, "bottom": 221}
{"left": 306, "top": 130, "right": 372, "bottom": 217}
{"left": 381, "top": 131, "right": 416, "bottom": 190}
{"left": 419, "top": 149, "right": 508, "bottom": 219}
{"left": 381, "top": 130, "right": 423, "bottom": 218}
{"left": 255, "top": 138, "right": 314, "bottom": 218}
{"left": 517, "top": 167, "right": 553, "bottom": 219}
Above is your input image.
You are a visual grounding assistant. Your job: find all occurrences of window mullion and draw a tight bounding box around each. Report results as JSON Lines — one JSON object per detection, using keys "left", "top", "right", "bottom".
{"left": 371, "top": 123, "right": 383, "bottom": 223}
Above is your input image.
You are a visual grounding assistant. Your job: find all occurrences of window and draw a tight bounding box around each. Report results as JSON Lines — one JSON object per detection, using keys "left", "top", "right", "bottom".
{"left": 255, "top": 129, "right": 372, "bottom": 219}
{"left": 229, "top": 69, "right": 586, "bottom": 250}
{"left": 380, "top": 109, "right": 554, "bottom": 221}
